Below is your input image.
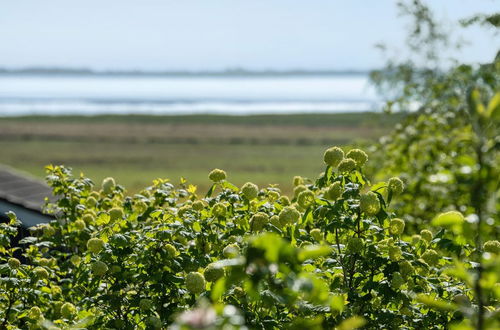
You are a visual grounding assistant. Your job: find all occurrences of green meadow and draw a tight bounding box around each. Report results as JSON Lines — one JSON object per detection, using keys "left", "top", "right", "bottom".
{"left": 0, "top": 112, "right": 403, "bottom": 194}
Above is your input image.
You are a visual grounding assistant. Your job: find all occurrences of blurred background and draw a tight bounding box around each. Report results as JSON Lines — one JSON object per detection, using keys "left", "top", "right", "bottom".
{"left": 0, "top": 0, "right": 498, "bottom": 194}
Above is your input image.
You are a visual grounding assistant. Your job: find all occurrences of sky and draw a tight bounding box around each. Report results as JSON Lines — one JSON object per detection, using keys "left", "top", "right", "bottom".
{"left": 0, "top": 0, "right": 498, "bottom": 71}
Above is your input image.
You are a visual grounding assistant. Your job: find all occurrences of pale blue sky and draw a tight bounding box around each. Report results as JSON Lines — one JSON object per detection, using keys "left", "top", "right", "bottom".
{"left": 0, "top": 0, "right": 498, "bottom": 70}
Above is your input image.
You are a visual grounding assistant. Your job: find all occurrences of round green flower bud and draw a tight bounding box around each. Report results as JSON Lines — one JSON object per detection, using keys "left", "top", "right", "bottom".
{"left": 297, "top": 190, "right": 315, "bottom": 208}
{"left": 346, "top": 149, "right": 368, "bottom": 167}
{"left": 70, "top": 255, "right": 81, "bottom": 266}
{"left": 223, "top": 244, "right": 240, "bottom": 258}
{"left": 186, "top": 272, "right": 205, "bottom": 294}
{"left": 91, "top": 261, "right": 108, "bottom": 276}
{"left": 82, "top": 214, "right": 95, "bottom": 224}
{"left": 39, "top": 258, "right": 50, "bottom": 267}
{"left": 250, "top": 212, "right": 269, "bottom": 231}
{"left": 34, "top": 266, "right": 49, "bottom": 280}
{"left": 165, "top": 244, "right": 177, "bottom": 258}
{"left": 192, "top": 200, "right": 205, "bottom": 211}
{"left": 268, "top": 190, "right": 280, "bottom": 201}
{"left": 391, "top": 272, "right": 405, "bottom": 289}
{"left": 411, "top": 234, "right": 422, "bottom": 244}
{"left": 310, "top": 228, "right": 323, "bottom": 242}
{"left": 359, "top": 192, "right": 380, "bottom": 215}
{"left": 389, "top": 218, "right": 405, "bottom": 235}
{"left": 87, "top": 238, "right": 105, "bottom": 254}
{"left": 294, "top": 185, "right": 307, "bottom": 198}
{"left": 208, "top": 168, "right": 227, "bottom": 182}
{"left": 204, "top": 264, "right": 225, "bottom": 282}
{"left": 388, "top": 177, "right": 404, "bottom": 195}
{"left": 211, "top": 203, "right": 227, "bottom": 217}
{"left": 75, "top": 220, "right": 86, "bottom": 230}
{"left": 278, "top": 196, "right": 291, "bottom": 206}
{"left": 346, "top": 237, "right": 364, "bottom": 254}
{"left": 399, "top": 260, "right": 414, "bottom": 278}
{"left": 293, "top": 176, "right": 304, "bottom": 187}
{"left": 109, "top": 207, "right": 124, "bottom": 221}
{"left": 102, "top": 177, "right": 116, "bottom": 194}
{"left": 278, "top": 206, "right": 301, "bottom": 226}
{"left": 60, "top": 302, "right": 76, "bottom": 319}
{"left": 421, "top": 249, "right": 440, "bottom": 266}
{"left": 233, "top": 286, "right": 245, "bottom": 297}
{"left": 147, "top": 316, "right": 162, "bottom": 329}
{"left": 139, "top": 299, "right": 154, "bottom": 311}
{"left": 420, "top": 229, "right": 433, "bottom": 243}
{"left": 241, "top": 182, "right": 259, "bottom": 200}
{"left": 269, "top": 215, "right": 282, "bottom": 228}
{"left": 177, "top": 205, "right": 191, "bottom": 218}
{"left": 8, "top": 257, "right": 21, "bottom": 269}
{"left": 42, "top": 225, "right": 56, "bottom": 238}
{"left": 323, "top": 147, "right": 344, "bottom": 167}
{"left": 327, "top": 182, "right": 342, "bottom": 200}
{"left": 337, "top": 158, "right": 356, "bottom": 173}
{"left": 483, "top": 240, "right": 500, "bottom": 254}
{"left": 388, "top": 246, "right": 402, "bottom": 261}
{"left": 28, "top": 306, "right": 43, "bottom": 320}
{"left": 86, "top": 196, "right": 97, "bottom": 207}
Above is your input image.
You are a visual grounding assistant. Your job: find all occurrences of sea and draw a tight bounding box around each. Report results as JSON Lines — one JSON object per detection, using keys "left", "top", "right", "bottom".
{"left": 0, "top": 74, "right": 379, "bottom": 116}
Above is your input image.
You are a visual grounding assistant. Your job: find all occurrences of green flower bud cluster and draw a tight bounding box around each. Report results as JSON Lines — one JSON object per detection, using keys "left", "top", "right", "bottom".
{"left": 60, "top": 302, "right": 76, "bottom": 318}
{"left": 250, "top": 212, "right": 269, "bottom": 231}
{"left": 177, "top": 205, "right": 191, "bottom": 218}
{"left": 34, "top": 267, "right": 49, "bottom": 279}
{"left": 278, "top": 206, "right": 301, "bottom": 226}
{"left": 87, "top": 238, "right": 105, "bottom": 254}
{"left": 346, "top": 237, "right": 364, "bottom": 254}
{"left": 294, "top": 185, "right": 307, "bottom": 198}
{"left": 28, "top": 306, "right": 43, "bottom": 320}
{"left": 91, "top": 261, "right": 108, "bottom": 276}
{"left": 186, "top": 272, "right": 206, "bottom": 294}
{"left": 86, "top": 196, "right": 97, "bottom": 207}
{"left": 420, "top": 229, "right": 433, "bottom": 243}
{"left": 223, "top": 244, "right": 240, "bottom": 258}
{"left": 323, "top": 147, "right": 344, "bottom": 167}
{"left": 82, "top": 214, "right": 95, "bottom": 224}
{"left": 204, "top": 264, "right": 225, "bottom": 282}
{"left": 421, "top": 249, "right": 440, "bottom": 266}
{"left": 165, "top": 244, "right": 177, "bottom": 258}
{"left": 70, "top": 255, "right": 81, "bottom": 266}
{"left": 297, "top": 190, "right": 315, "bottom": 208}
{"left": 74, "top": 219, "right": 86, "bottom": 230}
{"left": 388, "top": 177, "right": 404, "bottom": 195}
{"left": 327, "top": 181, "right": 342, "bottom": 200}
{"left": 337, "top": 158, "right": 356, "bottom": 173}
{"left": 483, "top": 240, "right": 500, "bottom": 254}
{"left": 8, "top": 257, "right": 21, "bottom": 269}
{"left": 270, "top": 215, "right": 281, "bottom": 228}
{"left": 109, "top": 207, "right": 124, "bottom": 221}
{"left": 399, "top": 260, "right": 415, "bottom": 278}
{"left": 147, "top": 316, "right": 162, "bottom": 329}
{"left": 278, "top": 196, "right": 291, "bottom": 206}
{"left": 346, "top": 149, "right": 368, "bottom": 167}
{"left": 43, "top": 225, "right": 56, "bottom": 238}
{"left": 388, "top": 246, "right": 402, "bottom": 261}
{"left": 208, "top": 168, "right": 227, "bottom": 182}
{"left": 360, "top": 192, "right": 380, "bottom": 215}
{"left": 241, "top": 182, "right": 259, "bottom": 200}
{"left": 310, "top": 228, "right": 323, "bottom": 242}
{"left": 211, "top": 203, "right": 227, "bottom": 217}
{"left": 102, "top": 177, "right": 116, "bottom": 194}
{"left": 293, "top": 176, "right": 304, "bottom": 186}
{"left": 411, "top": 235, "right": 422, "bottom": 244}
{"left": 389, "top": 218, "right": 405, "bottom": 235}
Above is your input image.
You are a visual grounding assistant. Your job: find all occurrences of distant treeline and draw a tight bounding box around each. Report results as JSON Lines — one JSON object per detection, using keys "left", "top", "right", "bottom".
{"left": 0, "top": 67, "right": 370, "bottom": 77}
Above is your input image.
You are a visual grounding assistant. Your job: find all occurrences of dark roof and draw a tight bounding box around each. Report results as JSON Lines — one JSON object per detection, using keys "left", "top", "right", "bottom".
{"left": 0, "top": 165, "right": 55, "bottom": 226}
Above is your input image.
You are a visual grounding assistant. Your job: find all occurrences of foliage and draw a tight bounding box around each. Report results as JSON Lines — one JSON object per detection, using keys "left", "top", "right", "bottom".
{"left": 0, "top": 146, "right": 498, "bottom": 329}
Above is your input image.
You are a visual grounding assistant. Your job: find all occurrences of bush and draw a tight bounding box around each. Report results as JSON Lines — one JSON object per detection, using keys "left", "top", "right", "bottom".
{"left": 0, "top": 147, "right": 498, "bottom": 329}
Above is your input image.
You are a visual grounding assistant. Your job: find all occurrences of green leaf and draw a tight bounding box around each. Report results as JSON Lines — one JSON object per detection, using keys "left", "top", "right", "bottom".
{"left": 336, "top": 316, "right": 366, "bottom": 330}
{"left": 432, "top": 211, "right": 464, "bottom": 227}
{"left": 298, "top": 245, "right": 332, "bottom": 261}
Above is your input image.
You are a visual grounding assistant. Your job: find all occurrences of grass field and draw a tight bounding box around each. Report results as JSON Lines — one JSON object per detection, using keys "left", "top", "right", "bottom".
{"left": 0, "top": 112, "right": 403, "bottom": 195}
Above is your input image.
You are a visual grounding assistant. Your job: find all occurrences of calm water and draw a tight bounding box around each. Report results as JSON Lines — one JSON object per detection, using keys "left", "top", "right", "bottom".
{"left": 0, "top": 75, "right": 379, "bottom": 116}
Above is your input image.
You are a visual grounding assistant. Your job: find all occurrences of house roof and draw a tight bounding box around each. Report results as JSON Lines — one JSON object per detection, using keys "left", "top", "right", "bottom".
{"left": 0, "top": 165, "right": 55, "bottom": 226}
